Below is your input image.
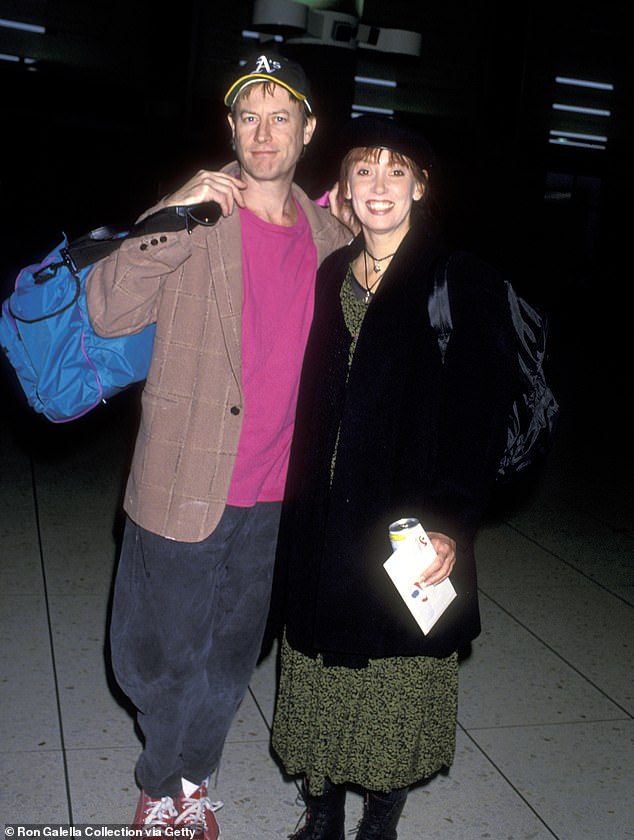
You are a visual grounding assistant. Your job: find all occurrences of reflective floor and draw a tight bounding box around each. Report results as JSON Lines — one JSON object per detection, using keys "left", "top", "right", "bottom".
{"left": 1, "top": 291, "right": 633, "bottom": 839}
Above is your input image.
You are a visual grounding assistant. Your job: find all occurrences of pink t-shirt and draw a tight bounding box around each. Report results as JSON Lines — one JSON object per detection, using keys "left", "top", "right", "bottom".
{"left": 226, "top": 203, "right": 317, "bottom": 506}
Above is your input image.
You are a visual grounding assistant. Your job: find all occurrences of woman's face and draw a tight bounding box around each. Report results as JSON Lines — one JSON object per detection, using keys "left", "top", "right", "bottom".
{"left": 344, "top": 149, "right": 424, "bottom": 238}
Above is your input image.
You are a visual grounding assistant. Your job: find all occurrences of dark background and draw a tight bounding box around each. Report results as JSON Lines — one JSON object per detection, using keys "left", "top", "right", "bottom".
{"left": 1, "top": 0, "right": 632, "bottom": 477}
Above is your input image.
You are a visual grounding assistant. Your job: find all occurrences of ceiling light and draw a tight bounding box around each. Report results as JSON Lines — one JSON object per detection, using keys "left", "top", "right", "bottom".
{"left": 351, "top": 104, "right": 394, "bottom": 115}
{"left": 252, "top": 0, "right": 308, "bottom": 32}
{"left": 555, "top": 76, "right": 614, "bottom": 91}
{"left": 354, "top": 75, "right": 397, "bottom": 88}
{"left": 251, "top": 1, "right": 420, "bottom": 55}
{"left": 549, "top": 129, "right": 608, "bottom": 143}
{"left": 0, "top": 51, "right": 38, "bottom": 64}
{"left": 0, "top": 17, "right": 45, "bottom": 34}
{"left": 548, "top": 138, "right": 607, "bottom": 150}
{"left": 552, "top": 103, "right": 611, "bottom": 117}
{"left": 241, "top": 29, "right": 283, "bottom": 42}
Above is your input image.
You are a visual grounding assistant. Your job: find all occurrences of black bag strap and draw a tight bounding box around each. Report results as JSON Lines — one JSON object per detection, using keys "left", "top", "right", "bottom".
{"left": 12, "top": 203, "right": 223, "bottom": 324}
{"left": 427, "top": 254, "right": 453, "bottom": 362}
{"left": 63, "top": 202, "right": 222, "bottom": 273}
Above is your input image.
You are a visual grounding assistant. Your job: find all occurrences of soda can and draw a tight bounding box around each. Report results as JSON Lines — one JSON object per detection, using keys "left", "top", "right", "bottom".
{"left": 388, "top": 517, "right": 429, "bottom": 553}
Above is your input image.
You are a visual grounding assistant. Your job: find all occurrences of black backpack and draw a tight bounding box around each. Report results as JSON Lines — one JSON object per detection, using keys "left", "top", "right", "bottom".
{"left": 428, "top": 254, "right": 560, "bottom": 483}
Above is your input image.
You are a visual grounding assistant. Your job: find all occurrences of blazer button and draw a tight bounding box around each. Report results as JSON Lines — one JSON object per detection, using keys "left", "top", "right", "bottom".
{"left": 140, "top": 243, "right": 148, "bottom": 250}
{"left": 230, "top": 406, "right": 241, "bottom": 415}
{"left": 150, "top": 238, "right": 158, "bottom": 246}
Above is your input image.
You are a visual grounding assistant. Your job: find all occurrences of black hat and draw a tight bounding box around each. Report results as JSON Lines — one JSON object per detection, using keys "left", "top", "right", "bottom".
{"left": 224, "top": 52, "right": 313, "bottom": 114}
{"left": 339, "top": 115, "right": 435, "bottom": 172}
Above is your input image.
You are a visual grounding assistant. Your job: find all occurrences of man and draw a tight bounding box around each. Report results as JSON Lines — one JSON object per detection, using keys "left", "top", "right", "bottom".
{"left": 86, "top": 52, "right": 349, "bottom": 839}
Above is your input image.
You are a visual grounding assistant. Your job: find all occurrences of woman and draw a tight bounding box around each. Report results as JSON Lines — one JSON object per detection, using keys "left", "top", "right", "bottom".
{"left": 269, "top": 116, "right": 521, "bottom": 840}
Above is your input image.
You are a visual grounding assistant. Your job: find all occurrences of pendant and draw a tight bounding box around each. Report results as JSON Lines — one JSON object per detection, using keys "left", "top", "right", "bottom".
{"left": 373, "top": 263, "right": 381, "bottom": 273}
{"left": 364, "top": 290, "right": 371, "bottom": 304}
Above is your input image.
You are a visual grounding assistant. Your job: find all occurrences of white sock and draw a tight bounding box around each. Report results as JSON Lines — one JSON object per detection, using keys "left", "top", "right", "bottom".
{"left": 181, "top": 777, "right": 203, "bottom": 797}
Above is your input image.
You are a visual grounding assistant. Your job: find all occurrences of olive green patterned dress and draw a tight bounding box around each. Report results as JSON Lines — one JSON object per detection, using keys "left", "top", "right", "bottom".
{"left": 271, "top": 268, "right": 459, "bottom": 796}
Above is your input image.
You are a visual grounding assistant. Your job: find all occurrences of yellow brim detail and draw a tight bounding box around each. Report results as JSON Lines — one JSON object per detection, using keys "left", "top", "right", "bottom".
{"left": 224, "top": 74, "right": 311, "bottom": 112}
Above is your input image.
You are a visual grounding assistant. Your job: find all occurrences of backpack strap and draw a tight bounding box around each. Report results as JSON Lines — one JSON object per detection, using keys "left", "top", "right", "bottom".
{"left": 427, "top": 254, "right": 453, "bottom": 363}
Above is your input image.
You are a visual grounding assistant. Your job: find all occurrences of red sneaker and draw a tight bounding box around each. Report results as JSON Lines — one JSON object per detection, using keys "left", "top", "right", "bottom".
{"left": 132, "top": 790, "right": 177, "bottom": 835}
{"left": 174, "top": 779, "right": 223, "bottom": 840}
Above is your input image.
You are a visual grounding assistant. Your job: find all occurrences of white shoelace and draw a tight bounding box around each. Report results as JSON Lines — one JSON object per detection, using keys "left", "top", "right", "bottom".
{"left": 175, "top": 794, "right": 224, "bottom": 827}
{"left": 144, "top": 795, "right": 178, "bottom": 826}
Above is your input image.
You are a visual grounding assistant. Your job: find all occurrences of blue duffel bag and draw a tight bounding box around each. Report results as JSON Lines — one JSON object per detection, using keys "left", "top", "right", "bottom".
{"left": 0, "top": 203, "right": 219, "bottom": 422}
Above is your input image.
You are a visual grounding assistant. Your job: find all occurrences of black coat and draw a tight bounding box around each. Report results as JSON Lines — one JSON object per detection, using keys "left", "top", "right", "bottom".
{"left": 272, "top": 219, "right": 521, "bottom": 663}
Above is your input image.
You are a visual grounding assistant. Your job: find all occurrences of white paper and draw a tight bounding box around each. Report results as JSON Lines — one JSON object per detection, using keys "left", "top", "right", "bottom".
{"left": 383, "top": 526, "right": 457, "bottom": 635}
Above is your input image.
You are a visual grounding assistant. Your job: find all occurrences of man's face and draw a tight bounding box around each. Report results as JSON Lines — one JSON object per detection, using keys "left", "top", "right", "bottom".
{"left": 227, "top": 84, "right": 316, "bottom": 184}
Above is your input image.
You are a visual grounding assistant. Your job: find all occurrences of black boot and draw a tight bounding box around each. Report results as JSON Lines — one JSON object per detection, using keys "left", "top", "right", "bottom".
{"left": 290, "top": 777, "right": 346, "bottom": 840}
{"left": 355, "top": 787, "right": 409, "bottom": 840}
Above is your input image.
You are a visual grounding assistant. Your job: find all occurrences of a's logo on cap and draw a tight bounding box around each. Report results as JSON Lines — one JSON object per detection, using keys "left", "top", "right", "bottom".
{"left": 254, "top": 55, "right": 282, "bottom": 75}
